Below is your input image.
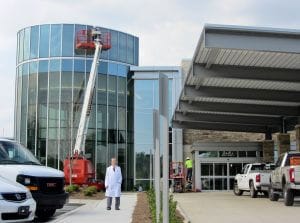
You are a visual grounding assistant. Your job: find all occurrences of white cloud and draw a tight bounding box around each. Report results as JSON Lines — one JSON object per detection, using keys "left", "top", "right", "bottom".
{"left": 0, "top": 0, "right": 300, "bottom": 137}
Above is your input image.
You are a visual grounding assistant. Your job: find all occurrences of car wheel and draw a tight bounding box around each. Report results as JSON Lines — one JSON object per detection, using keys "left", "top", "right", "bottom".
{"left": 263, "top": 191, "right": 269, "bottom": 197}
{"left": 250, "top": 181, "right": 257, "bottom": 198}
{"left": 269, "top": 186, "right": 279, "bottom": 201}
{"left": 36, "top": 208, "right": 56, "bottom": 219}
{"left": 233, "top": 183, "right": 243, "bottom": 196}
{"left": 283, "top": 184, "right": 294, "bottom": 206}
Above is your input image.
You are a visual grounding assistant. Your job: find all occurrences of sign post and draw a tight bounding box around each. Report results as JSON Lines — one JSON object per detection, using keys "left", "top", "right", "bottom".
{"left": 153, "top": 109, "right": 160, "bottom": 223}
{"left": 159, "top": 74, "right": 169, "bottom": 223}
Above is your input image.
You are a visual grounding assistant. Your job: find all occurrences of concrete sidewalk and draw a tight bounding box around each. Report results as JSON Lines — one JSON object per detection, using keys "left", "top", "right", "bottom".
{"left": 53, "top": 193, "right": 137, "bottom": 223}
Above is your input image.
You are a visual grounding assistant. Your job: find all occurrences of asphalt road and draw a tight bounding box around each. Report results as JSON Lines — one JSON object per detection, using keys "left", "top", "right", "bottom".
{"left": 175, "top": 191, "right": 300, "bottom": 223}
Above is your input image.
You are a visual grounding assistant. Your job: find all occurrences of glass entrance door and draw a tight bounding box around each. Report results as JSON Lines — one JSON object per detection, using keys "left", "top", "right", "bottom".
{"left": 200, "top": 162, "right": 245, "bottom": 190}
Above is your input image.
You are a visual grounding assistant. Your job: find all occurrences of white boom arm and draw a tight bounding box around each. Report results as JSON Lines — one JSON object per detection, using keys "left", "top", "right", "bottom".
{"left": 73, "top": 29, "right": 102, "bottom": 154}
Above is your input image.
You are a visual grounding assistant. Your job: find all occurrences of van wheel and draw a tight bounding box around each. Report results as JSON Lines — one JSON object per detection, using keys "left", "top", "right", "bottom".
{"left": 250, "top": 181, "right": 257, "bottom": 198}
{"left": 36, "top": 208, "right": 56, "bottom": 219}
{"left": 283, "top": 184, "right": 294, "bottom": 206}
{"left": 269, "top": 186, "right": 279, "bottom": 201}
{"left": 233, "top": 183, "right": 243, "bottom": 196}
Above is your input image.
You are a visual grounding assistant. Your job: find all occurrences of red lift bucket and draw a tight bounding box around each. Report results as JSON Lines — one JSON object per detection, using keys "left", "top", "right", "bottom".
{"left": 75, "top": 29, "right": 111, "bottom": 50}
{"left": 64, "top": 153, "right": 95, "bottom": 185}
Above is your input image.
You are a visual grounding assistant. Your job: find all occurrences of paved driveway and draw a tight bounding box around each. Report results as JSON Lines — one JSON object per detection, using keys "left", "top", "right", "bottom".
{"left": 175, "top": 192, "right": 300, "bottom": 223}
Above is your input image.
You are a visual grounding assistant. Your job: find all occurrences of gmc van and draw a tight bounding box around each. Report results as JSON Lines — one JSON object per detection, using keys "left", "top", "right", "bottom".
{"left": 0, "top": 138, "right": 68, "bottom": 219}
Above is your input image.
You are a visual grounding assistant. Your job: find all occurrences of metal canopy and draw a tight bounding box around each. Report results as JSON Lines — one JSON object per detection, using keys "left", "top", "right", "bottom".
{"left": 173, "top": 24, "right": 300, "bottom": 134}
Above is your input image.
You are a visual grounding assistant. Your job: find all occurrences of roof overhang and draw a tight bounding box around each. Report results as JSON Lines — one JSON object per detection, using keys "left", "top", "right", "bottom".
{"left": 172, "top": 24, "right": 300, "bottom": 134}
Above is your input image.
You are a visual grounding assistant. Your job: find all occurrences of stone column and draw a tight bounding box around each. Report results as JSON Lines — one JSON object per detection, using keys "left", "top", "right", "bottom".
{"left": 262, "top": 140, "right": 274, "bottom": 163}
{"left": 277, "top": 133, "right": 290, "bottom": 155}
{"left": 296, "top": 125, "right": 300, "bottom": 152}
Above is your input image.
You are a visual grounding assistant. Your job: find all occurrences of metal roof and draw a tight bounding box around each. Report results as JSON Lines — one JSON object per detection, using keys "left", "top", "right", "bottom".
{"left": 172, "top": 24, "right": 300, "bottom": 135}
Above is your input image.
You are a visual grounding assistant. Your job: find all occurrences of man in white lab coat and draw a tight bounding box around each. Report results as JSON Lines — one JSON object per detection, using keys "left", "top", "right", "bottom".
{"left": 105, "top": 158, "right": 122, "bottom": 210}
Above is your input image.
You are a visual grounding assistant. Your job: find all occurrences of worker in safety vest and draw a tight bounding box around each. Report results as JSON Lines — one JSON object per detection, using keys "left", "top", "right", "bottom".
{"left": 185, "top": 157, "right": 193, "bottom": 182}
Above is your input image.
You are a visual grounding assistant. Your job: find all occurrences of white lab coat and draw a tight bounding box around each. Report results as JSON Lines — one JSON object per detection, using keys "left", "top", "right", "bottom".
{"left": 105, "top": 165, "right": 122, "bottom": 197}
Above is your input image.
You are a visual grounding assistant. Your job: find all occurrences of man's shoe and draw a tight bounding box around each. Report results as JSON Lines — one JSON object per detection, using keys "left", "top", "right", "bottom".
{"left": 115, "top": 207, "right": 120, "bottom": 210}
{"left": 107, "top": 207, "right": 111, "bottom": 210}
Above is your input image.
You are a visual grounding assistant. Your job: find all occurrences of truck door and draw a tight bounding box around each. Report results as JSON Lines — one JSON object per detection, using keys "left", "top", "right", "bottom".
{"left": 273, "top": 154, "right": 284, "bottom": 188}
{"left": 240, "top": 164, "right": 250, "bottom": 190}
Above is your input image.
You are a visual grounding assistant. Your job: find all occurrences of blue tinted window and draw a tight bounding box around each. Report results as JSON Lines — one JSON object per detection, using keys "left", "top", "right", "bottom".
{"left": 108, "top": 63, "right": 118, "bottom": 75}
{"left": 98, "top": 62, "right": 108, "bottom": 74}
{"left": 22, "top": 63, "right": 29, "bottom": 76}
{"left": 39, "top": 60, "right": 48, "bottom": 73}
{"left": 109, "top": 31, "right": 118, "bottom": 61}
{"left": 86, "top": 60, "right": 92, "bottom": 73}
{"left": 30, "top": 26, "right": 39, "bottom": 59}
{"left": 135, "top": 80, "right": 154, "bottom": 109}
{"left": 127, "top": 35, "right": 134, "bottom": 64}
{"left": 118, "top": 64, "right": 128, "bottom": 77}
{"left": 50, "top": 24, "right": 62, "bottom": 57}
{"left": 74, "top": 59, "right": 85, "bottom": 72}
{"left": 50, "top": 59, "right": 60, "bottom": 72}
{"left": 99, "top": 28, "right": 109, "bottom": 60}
{"left": 74, "top": 24, "right": 86, "bottom": 56}
{"left": 29, "top": 61, "right": 38, "bottom": 74}
{"left": 39, "top": 25, "right": 50, "bottom": 58}
{"left": 62, "top": 24, "right": 74, "bottom": 57}
{"left": 23, "top": 28, "right": 30, "bottom": 61}
{"left": 19, "top": 30, "right": 24, "bottom": 62}
{"left": 119, "top": 33, "right": 127, "bottom": 63}
{"left": 62, "top": 59, "right": 73, "bottom": 72}
{"left": 134, "top": 37, "right": 139, "bottom": 65}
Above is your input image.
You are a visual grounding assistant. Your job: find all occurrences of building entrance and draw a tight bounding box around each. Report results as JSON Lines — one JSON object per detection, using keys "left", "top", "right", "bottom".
{"left": 193, "top": 142, "right": 263, "bottom": 191}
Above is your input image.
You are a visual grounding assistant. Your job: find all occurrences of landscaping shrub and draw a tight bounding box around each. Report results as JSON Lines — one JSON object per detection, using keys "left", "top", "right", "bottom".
{"left": 65, "top": 184, "right": 80, "bottom": 193}
{"left": 147, "top": 188, "right": 183, "bottom": 223}
{"left": 83, "top": 186, "right": 98, "bottom": 196}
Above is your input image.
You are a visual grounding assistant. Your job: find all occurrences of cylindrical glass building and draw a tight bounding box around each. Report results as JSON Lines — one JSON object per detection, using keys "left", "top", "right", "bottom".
{"left": 14, "top": 24, "right": 138, "bottom": 189}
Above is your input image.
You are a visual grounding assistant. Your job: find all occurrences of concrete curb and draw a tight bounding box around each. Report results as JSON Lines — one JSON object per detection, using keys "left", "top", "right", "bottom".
{"left": 176, "top": 202, "right": 191, "bottom": 223}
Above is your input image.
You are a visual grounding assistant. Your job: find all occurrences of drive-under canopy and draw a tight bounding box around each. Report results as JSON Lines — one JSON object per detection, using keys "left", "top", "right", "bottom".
{"left": 172, "top": 24, "right": 300, "bottom": 136}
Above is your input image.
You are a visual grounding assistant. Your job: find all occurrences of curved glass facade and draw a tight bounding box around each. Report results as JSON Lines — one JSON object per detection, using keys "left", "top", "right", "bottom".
{"left": 15, "top": 24, "right": 138, "bottom": 189}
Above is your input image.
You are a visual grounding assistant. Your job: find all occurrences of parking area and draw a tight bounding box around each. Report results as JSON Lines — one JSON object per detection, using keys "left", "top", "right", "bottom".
{"left": 175, "top": 192, "right": 300, "bottom": 223}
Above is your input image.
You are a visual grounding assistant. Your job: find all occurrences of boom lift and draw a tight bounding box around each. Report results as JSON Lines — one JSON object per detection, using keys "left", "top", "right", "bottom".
{"left": 64, "top": 28, "right": 111, "bottom": 188}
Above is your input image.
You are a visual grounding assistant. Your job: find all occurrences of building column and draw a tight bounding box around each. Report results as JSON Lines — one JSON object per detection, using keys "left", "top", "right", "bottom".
{"left": 277, "top": 133, "right": 290, "bottom": 155}
{"left": 262, "top": 140, "right": 274, "bottom": 163}
{"left": 296, "top": 125, "right": 300, "bottom": 152}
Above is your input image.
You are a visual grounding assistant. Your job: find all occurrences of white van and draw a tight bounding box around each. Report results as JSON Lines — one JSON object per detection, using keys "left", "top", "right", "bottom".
{"left": 0, "top": 175, "right": 36, "bottom": 222}
{"left": 0, "top": 138, "right": 68, "bottom": 219}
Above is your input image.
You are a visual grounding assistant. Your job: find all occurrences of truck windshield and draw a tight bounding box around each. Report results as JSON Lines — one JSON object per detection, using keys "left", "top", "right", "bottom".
{"left": 250, "top": 164, "right": 265, "bottom": 172}
{"left": 0, "top": 141, "right": 40, "bottom": 165}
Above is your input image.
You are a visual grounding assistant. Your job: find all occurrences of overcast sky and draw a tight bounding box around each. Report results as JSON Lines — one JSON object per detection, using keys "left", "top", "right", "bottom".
{"left": 0, "top": 0, "right": 300, "bottom": 137}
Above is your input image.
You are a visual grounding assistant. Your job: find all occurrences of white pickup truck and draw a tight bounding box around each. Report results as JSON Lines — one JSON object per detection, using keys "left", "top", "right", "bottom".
{"left": 234, "top": 163, "right": 275, "bottom": 198}
{"left": 269, "top": 152, "right": 300, "bottom": 206}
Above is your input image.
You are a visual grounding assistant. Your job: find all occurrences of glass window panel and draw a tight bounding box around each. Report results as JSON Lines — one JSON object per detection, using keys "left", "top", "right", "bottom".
{"left": 118, "top": 77, "right": 126, "bottom": 107}
{"left": 30, "top": 26, "right": 39, "bottom": 59}
{"left": 38, "top": 61, "right": 48, "bottom": 103}
{"left": 134, "top": 37, "right": 139, "bottom": 65}
{"left": 98, "top": 61, "right": 108, "bottom": 74}
{"left": 109, "top": 30, "right": 118, "bottom": 61}
{"left": 118, "top": 107, "right": 126, "bottom": 130}
{"left": 238, "top": 151, "right": 246, "bottom": 157}
{"left": 28, "top": 62, "right": 38, "bottom": 105}
{"left": 19, "top": 30, "right": 24, "bottom": 62}
{"left": 119, "top": 33, "right": 127, "bottom": 62}
{"left": 50, "top": 24, "right": 62, "bottom": 57}
{"left": 62, "top": 59, "right": 73, "bottom": 72}
{"left": 75, "top": 24, "right": 86, "bottom": 56}
{"left": 108, "top": 106, "right": 117, "bottom": 129}
{"left": 229, "top": 163, "right": 242, "bottom": 176}
{"left": 108, "top": 75, "right": 117, "bottom": 106}
{"left": 49, "top": 60, "right": 60, "bottom": 104}
{"left": 247, "top": 151, "right": 257, "bottom": 157}
{"left": 214, "top": 163, "right": 227, "bottom": 176}
{"left": 97, "top": 74, "right": 107, "bottom": 105}
{"left": 23, "top": 27, "right": 30, "bottom": 61}
{"left": 17, "top": 31, "right": 20, "bottom": 63}
{"left": 39, "top": 25, "right": 50, "bottom": 58}
{"left": 99, "top": 28, "right": 108, "bottom": 60}
{"left": 97, "top": 129, "right": 107, "bottom": 142}
{"left": 135, "top": 149, "right": 150, "bottom": 179}
{"left": 135, "top": 80, "right": 153, "bottom": 109}
{"left": 215, "top": 178, "right": 227, "bottom": 190}
{"left": 127, "top": 35, "right": 134, "bottom": 64}
{"left": 108, "top": 62, "right": 118, "bottom": 75}
{"left": 201, "top": 163, "right": 213, "bottom": 176}
{"left": 62, "top": 24, "right": 74, "bottom": 57}
{"left": 97, "top": 105, "right": 107, "bottom": 129}
{"left": 74, "top": 59, "right": 85, "bottom": 72}
{"left": 118, "top": 64, "right": 128, "bottom": 77}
